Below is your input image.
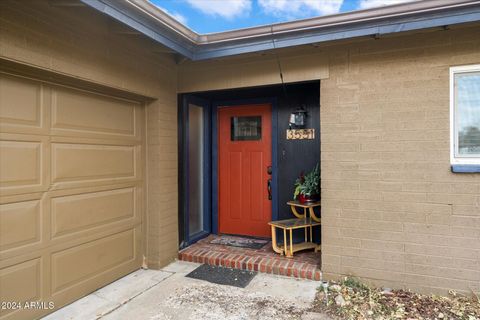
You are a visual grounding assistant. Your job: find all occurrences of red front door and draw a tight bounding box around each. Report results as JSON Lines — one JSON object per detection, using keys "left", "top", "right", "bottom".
{"left": 218, "top": 104, "right": 272, "bottom": 237}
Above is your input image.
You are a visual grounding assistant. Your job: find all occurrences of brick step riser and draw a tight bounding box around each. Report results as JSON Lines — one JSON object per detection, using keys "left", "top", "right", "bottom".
{"left": 178, "top": 252, "right": 322, "bottom": 281}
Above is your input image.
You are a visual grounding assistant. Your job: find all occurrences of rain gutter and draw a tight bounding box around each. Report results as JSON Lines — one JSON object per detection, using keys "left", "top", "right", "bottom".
{"left": 79, "top": 0, "right": 480, "bottom": 60}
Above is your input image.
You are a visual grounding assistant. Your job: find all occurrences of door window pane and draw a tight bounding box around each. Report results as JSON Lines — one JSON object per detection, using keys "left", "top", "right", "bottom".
{"left": 455, "top": 72, "right": 480, "bottom": 156}
{"left": 231, "top": 116, "right": 262, "bottom": 141}
{"left": 188, "top": 104, "right": 204, "bottom": 235}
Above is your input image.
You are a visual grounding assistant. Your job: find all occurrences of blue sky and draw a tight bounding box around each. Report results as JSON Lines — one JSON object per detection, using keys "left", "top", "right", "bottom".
{"left": 151, "top": 0, "right": 414, "bottom": 33}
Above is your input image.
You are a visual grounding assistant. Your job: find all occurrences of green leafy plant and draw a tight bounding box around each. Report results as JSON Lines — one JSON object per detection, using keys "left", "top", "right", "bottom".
{"left": 293, "top": 163, "right": 320, "bottom": 199}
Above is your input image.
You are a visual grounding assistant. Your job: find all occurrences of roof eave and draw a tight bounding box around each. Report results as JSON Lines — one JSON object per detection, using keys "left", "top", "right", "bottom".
{"left": 79, "top": 0, "right": 480, "bottom": 61}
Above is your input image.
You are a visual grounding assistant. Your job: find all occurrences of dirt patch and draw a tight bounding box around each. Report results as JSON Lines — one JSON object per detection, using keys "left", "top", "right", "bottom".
{"left": 311, "top": 277, "right": 480, "bottom": 320}
{"left": 164, "top": 283, "right": 308, "bottom": 320}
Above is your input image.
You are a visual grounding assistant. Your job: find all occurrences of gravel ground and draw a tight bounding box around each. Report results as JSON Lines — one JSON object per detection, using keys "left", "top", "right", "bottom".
{"left": 164, "top": 283, "right": 308, "bottom": 320}
{"left": 311, "top": 277, "right": 480, "bottom": 320}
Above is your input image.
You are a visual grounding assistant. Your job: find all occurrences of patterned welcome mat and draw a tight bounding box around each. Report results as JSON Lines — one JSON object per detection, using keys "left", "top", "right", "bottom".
{"left": 209, "top": 235, "right": 268, "bottom": 249}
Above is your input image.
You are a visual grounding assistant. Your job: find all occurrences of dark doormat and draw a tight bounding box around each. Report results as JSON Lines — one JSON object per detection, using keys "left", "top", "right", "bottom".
{"left": 209, "top": 235, "right": 268, "bottom": 249}
{"left": 186, "top": 264, "right": 257, "bottom": 288}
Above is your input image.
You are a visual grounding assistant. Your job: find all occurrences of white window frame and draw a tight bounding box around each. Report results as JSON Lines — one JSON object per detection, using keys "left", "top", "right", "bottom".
{"left": 450, "top": 64, "right": 480, "bottom": 165}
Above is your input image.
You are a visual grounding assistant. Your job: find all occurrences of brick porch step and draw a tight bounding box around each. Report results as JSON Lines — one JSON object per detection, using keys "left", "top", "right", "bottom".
{"left": 178, "top": 235, "right": 322, "bottom": 281}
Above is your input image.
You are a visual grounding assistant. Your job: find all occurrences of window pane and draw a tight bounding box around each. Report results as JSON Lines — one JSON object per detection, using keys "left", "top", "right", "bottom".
{"left": 231, "top": 116, "right": 262, "bottom": 141}
{"left": 456, "top": 72, "right": 480, "bottom": 156}
{"left": 188, "top": 104, "right": 203, "bottom": 235}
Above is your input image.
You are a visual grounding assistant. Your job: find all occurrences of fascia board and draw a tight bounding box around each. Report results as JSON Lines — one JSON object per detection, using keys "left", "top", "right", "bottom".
{"left": 79, "top": 0, "right": 480, "bottom": 61}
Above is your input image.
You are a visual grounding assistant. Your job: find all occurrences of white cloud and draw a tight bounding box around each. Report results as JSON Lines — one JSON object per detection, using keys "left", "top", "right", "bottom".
{"left": 185, "top": 0, "right": 252, "bottom": 19}
{"left": 155, "top": 5, "right": 188, "bottom": 24}
{"left": 258, "top": 0, "right": 344, "bottom": 19}
{"left": 358, "top": 0, "right": 415, "bottom": 10}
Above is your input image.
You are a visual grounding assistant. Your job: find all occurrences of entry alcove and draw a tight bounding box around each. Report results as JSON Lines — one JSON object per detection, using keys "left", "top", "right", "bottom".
{"left": 178, "top": 81, "right": 320, "bottom": 246}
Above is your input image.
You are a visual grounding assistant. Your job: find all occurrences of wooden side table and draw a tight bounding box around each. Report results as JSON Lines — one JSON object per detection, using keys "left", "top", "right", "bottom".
{"left": 268, "top": 218, "right": 321, "bottom": 258}
{"left": 287, "top": 200, "right": 321, "bottom": 222}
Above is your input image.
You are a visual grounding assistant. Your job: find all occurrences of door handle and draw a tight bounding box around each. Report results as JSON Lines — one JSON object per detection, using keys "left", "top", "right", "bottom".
{"left": 267, "top": 179, "right": 272, "bottom": 200}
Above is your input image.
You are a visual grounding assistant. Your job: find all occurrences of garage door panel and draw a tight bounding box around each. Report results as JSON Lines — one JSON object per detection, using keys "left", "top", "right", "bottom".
{"left": 0, "top": 141, "right": 41, "bottom": 185}
{"left": 52, "top": 143, "right": 138, "bottom": 186}
{"left": 0, "top": 72, "right": 145, "bottom": 320}
{"left": 51, "top": 86, "right": 139, "bottom": 139}
{"left": 51, "top": 228, "right": 135, "bottom": 294}
{"left": 0, "top": 258, "right": 41, "bottom": 318}
{"left": 51, "top": 187, "right": 136, "bottom": 238}
{"left": 0, "top": 135, "right": 49, "bottom": 196}
{"left": 46, "top": 249, "right": 140, "bottom": 320}
{"left": 0, "top": 200, "right": 41, "bottom": 252}
{"left": 0, "top": 74, "right": 49, "bottom": 135}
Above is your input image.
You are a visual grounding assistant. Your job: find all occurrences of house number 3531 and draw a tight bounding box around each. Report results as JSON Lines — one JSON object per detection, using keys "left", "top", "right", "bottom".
{"left": 286, "top": 129, "right": 315, "bottom": 140}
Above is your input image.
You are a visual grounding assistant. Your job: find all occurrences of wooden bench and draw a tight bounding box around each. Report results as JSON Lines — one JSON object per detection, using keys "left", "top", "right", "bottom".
{"left": 268, "top": 217, "right": 321, "bottom": 257}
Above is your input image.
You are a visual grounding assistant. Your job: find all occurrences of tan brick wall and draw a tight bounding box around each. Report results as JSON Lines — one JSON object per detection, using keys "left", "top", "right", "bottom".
{"left": 0, "top": 1, "right": 179, "bottom": 269}
{"left": 320, "top": 26, "right": 480, "bottom": 294}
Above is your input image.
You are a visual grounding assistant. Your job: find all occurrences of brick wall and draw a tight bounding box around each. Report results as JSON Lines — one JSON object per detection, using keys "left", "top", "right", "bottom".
{"left": 320, "top": 26, "right": 480, "bottom": 294}
{"left": 0, "top": 0, "right": 179, "bottom": 269}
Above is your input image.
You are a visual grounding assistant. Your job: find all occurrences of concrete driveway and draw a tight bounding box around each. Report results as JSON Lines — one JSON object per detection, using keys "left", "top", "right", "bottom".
{"left": 43, "top": 261, "right": 330, "bottom": 320}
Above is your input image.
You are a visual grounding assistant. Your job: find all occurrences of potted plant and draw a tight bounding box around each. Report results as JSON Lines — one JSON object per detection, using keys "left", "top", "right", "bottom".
{"left": 293, "top": 164, "right": 320, "bottom": 203}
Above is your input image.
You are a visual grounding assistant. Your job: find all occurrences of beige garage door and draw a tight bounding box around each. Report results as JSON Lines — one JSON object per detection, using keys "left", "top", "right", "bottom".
{"left": 0, "top": 73, "right": 145, "bottom": 320}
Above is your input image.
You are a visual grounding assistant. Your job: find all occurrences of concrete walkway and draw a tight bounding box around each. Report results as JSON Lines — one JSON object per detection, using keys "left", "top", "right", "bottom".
{"left": 43, "top": 261, "right": 330, "bottom": 320}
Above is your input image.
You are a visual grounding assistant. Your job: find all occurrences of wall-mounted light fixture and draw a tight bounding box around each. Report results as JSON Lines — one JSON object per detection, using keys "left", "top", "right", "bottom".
{"left": 268, "top": 27, "right": 309, "bottom": 132}
{"left": 289, "top": 106, "right": 308, "bottom": 129}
